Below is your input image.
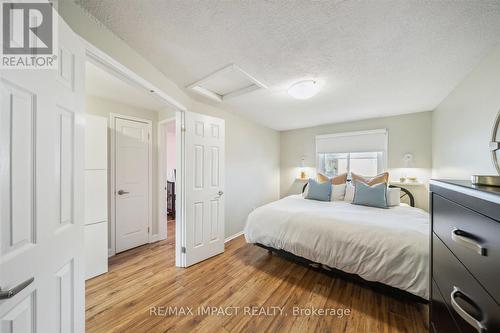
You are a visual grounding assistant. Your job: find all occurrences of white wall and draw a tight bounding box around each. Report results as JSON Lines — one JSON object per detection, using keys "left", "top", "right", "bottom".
{"left": 61, "top": 2, "right": 281, "bottom": 239}
{"left": 280, "top": 112, "right": 433, "bottom": 210}
{"left": 433, "top": 43, "right": 500, "bottom": 179}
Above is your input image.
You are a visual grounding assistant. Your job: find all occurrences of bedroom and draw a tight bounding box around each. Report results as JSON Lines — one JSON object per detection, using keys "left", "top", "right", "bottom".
{"left": 1, "top": 1, "right": 499, "bottom": 333}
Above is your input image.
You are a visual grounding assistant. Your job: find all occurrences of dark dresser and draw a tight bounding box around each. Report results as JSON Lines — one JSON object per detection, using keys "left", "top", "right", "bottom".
{"left": 430, "top": 180, "right": 500, "bottom": 333}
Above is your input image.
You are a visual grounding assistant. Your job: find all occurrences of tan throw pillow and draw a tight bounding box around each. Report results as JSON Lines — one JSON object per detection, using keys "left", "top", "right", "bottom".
{"left": 316, "top": 173, "right": 329, "bottom": 183}
{"left": 316, "top": 172, "right": 348, "bottom": 185}
{"left": 351, "top": 172, "right": 389, "bottom": 186}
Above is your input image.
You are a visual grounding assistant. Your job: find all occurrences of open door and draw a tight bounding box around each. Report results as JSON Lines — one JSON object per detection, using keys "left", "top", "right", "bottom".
{"left": 0, "top": 8, "right": 85, "bottom": 333}
{"left": 178, "top": 111, "right": 225, "bottom": 267}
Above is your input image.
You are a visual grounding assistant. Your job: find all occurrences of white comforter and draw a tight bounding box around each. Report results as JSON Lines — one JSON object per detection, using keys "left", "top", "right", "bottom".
{"left": 244, "top": 195, "right": 430, "bottom": 299}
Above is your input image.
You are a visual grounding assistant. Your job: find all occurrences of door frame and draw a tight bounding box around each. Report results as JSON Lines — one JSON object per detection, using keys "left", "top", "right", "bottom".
{"left": 109, "top": 113, "right": 153, "bottom": 255}
{"left": 158, "top": 117, "right": 176, "bottom": 241}
{"left": 176, "top": 111, "right": 186, "bottom": 267}
{"left": 81, "top": 39, "right": 187, "bottom": 258}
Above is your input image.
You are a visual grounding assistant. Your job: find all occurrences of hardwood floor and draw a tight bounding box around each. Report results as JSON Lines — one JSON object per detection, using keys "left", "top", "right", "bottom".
{"left": 86, "top": 221, "right": 428, "bottom": 333}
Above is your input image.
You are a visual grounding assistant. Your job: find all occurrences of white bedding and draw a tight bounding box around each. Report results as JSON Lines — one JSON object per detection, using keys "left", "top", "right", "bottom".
{"left": 244, "top": 195, "right": 430, "bottom": 299}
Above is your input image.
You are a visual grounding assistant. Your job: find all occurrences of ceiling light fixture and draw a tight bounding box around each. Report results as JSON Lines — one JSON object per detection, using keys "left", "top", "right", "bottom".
{"left": 287, "top": 80, "right": 320, "bottom": 100}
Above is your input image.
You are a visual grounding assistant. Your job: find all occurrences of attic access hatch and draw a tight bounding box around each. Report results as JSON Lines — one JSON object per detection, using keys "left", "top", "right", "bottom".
{"left": 187, "top": 64, "right": 267, "bottom": 102}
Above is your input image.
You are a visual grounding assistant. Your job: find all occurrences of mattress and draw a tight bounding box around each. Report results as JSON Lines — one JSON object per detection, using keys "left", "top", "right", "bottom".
{"left": 244, "top": 195, "right": 430, "bottom": 299}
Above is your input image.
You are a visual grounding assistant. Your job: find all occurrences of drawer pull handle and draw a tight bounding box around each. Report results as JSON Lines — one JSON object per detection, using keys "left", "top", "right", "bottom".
{"left": 450, "top": 286, "right": 486, "bottom": 333}
{"left": 451, "top": 228, "right": 486, "bottom": 256}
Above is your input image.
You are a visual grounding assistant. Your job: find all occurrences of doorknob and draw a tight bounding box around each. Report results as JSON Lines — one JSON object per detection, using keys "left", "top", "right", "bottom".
{"left": 217, "top": 190, "right": 224, "bottom": 196}
{"left": 117, "top": 190, "right": 129, "bottom": 195}
{"left": 0, "top": 277, "right": 34, "bottom": 299}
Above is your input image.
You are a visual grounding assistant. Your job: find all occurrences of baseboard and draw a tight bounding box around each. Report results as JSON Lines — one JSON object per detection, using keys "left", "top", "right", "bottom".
{"left": 108, "top": 248, "right": 115, "bottom": 257}
{"left": 224, "top": 231, "right": 244, "bottom": 243}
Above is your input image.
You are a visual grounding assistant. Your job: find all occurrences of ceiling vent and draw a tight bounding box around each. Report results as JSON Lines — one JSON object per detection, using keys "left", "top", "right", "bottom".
{"left": 187, "top": 64, "right": 267, "bottom": 102}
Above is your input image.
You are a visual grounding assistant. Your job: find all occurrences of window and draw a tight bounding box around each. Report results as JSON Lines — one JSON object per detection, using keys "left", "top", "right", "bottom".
{"left": 315, "top": 129, "right": 388, "bottom": 178}
{"left": 318, "top": 152, "right": 383, "bottom": 177}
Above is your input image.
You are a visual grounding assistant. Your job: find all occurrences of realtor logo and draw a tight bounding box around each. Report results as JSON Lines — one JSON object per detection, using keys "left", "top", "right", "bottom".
{"left": 1, "top": 0, "right": 58, "bottom": 69}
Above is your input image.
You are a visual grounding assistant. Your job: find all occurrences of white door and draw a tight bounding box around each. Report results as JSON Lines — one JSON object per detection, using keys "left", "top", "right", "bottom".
{"left": 114, "top": 117, "right": 151, "bottom": 253}
{"left": 183, "top": 111, "right": 225, "bottom": 266}
{"left": 0, "top": 11, "right": 85, "bottom": 333}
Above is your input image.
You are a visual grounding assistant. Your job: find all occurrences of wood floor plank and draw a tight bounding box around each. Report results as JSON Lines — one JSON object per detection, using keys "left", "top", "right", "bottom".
{"left": 86, "top": 221, "right": 428, "bottom": 333}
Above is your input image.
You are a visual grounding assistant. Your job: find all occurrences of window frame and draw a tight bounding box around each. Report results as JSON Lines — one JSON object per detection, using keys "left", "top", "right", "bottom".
{"left": 317, "top": 151, "right": 384, "bottom": 178}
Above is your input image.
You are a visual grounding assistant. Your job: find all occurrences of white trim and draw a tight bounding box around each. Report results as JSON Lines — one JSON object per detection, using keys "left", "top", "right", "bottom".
{"left": 109, "top": 113, "right": 153, "bottom": 254}
{"left": 176, "top": 111, "right": 186, "bottom": 267}
{"left": 187, "top": 64, "right": 267, "bottom": 102}
{"left": 223, "top": 85, "right": 261, "bottom": 100}
{"left": 83, "top": 38, "right": 187, "bottom": 111}
{"left": 157, "top": 117, "right": 176, "bottom": 242}
{"left": 430, "top": 180, "right": 500, "bottom": 204}
{"left": 108, "top": 248, "right": 115, "bottom": 258}
{"left": 190, "top": 86, "right": 222, "bottom": 102}
{"left": 315, "top": 128, "right": 387, "bottom": 140}
{"left": 224, "top": 231, "right": 244, "bottom": 243}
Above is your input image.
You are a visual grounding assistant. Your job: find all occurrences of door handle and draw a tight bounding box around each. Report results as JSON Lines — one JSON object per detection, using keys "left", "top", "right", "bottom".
{"left": 117, "top": 190, "right": 129, "bottom": 195}
{"left": 451, "top": 228, "right": 486, "bottom": 256}
{"left": 0, "top": 277, "right": 34, "bottom": 299}
{"left": 450, "top": 286, "right": 486, "bottom": 333}
{"left": 217, "top": 190, "right": 224, "bottom": 196}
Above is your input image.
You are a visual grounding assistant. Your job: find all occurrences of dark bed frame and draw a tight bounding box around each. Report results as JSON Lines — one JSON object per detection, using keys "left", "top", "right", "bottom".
{"left": 255, "top": 182, "right": 426, "bottom": 303}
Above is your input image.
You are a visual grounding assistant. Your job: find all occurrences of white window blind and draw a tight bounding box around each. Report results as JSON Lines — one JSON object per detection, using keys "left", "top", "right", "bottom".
{"left": 315, "top": 129, "right": 388, "bottom": 154}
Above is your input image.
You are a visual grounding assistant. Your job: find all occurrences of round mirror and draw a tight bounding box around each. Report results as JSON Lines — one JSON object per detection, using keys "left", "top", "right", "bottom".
{"left": 492, "top": 111, "right": 500, "bottom": 175}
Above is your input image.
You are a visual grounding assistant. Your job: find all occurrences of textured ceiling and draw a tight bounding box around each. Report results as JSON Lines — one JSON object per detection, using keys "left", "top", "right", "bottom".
{"left": 86, "top": 61, "right": 166, "bottom": 111}
{"left": 77, "top": 0, "right": 500, "bottom": 130}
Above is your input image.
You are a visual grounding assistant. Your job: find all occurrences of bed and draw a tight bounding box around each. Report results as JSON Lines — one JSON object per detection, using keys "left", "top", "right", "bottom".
{"left": 244, "top": 186, "right": 429, "bottom": 301}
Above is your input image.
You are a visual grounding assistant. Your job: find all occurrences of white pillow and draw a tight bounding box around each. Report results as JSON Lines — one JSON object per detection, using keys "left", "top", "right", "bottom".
{"left": 344, "top": 183, "right": 355, "bottom": 202}
{"left": 331, "top": 183, "right": 346, "bottom": 201}
{"left": 303, "top": 183, "right": 346, "bottom": 201}
{"left": 387, "top": 187, "right": 401, "bottom": 206}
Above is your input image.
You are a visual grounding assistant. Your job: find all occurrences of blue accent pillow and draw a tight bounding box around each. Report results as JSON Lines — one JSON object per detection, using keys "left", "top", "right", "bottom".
{"left": 305, "top": 178, "right": 332, "bottom": 201}
{"left": 352, "top": 181, "right": 388, "bottom": 209}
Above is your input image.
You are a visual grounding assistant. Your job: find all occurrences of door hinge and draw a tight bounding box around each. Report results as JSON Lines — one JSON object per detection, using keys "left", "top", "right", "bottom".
{"left": 147, "top": 226, "right": 150, "bottom": 233}
{"left": 181, "top": 125, "right": 186, "bottom": 132}
{"left": 181, "top": 246, "right": 186, "bottom": 253}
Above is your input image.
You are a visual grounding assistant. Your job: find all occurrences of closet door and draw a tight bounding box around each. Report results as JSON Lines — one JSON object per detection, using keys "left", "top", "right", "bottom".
{"left": 84, "top": 115, "right": 108, "bottom": 279}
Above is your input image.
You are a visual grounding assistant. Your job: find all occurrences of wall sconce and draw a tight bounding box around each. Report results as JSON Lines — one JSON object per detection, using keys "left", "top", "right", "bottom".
{"left": 403, "top": 153, "right": 413, "bottom": 168}
{"left": 401, "top": 153, "right": 417, "bottom": 182}
{"left": 299, "top": 156, "right": 307, "bottom": 180}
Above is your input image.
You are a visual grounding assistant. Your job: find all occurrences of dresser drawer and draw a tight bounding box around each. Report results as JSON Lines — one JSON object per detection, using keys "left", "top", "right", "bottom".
{"left": 433, "top": 194, "right": 500, "bottom": 303}
{"left": 431, "top": 279, "right": 461, "bottom": 333}
{"left": 433, "top": 234, "right": 500, "bottom": 332}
